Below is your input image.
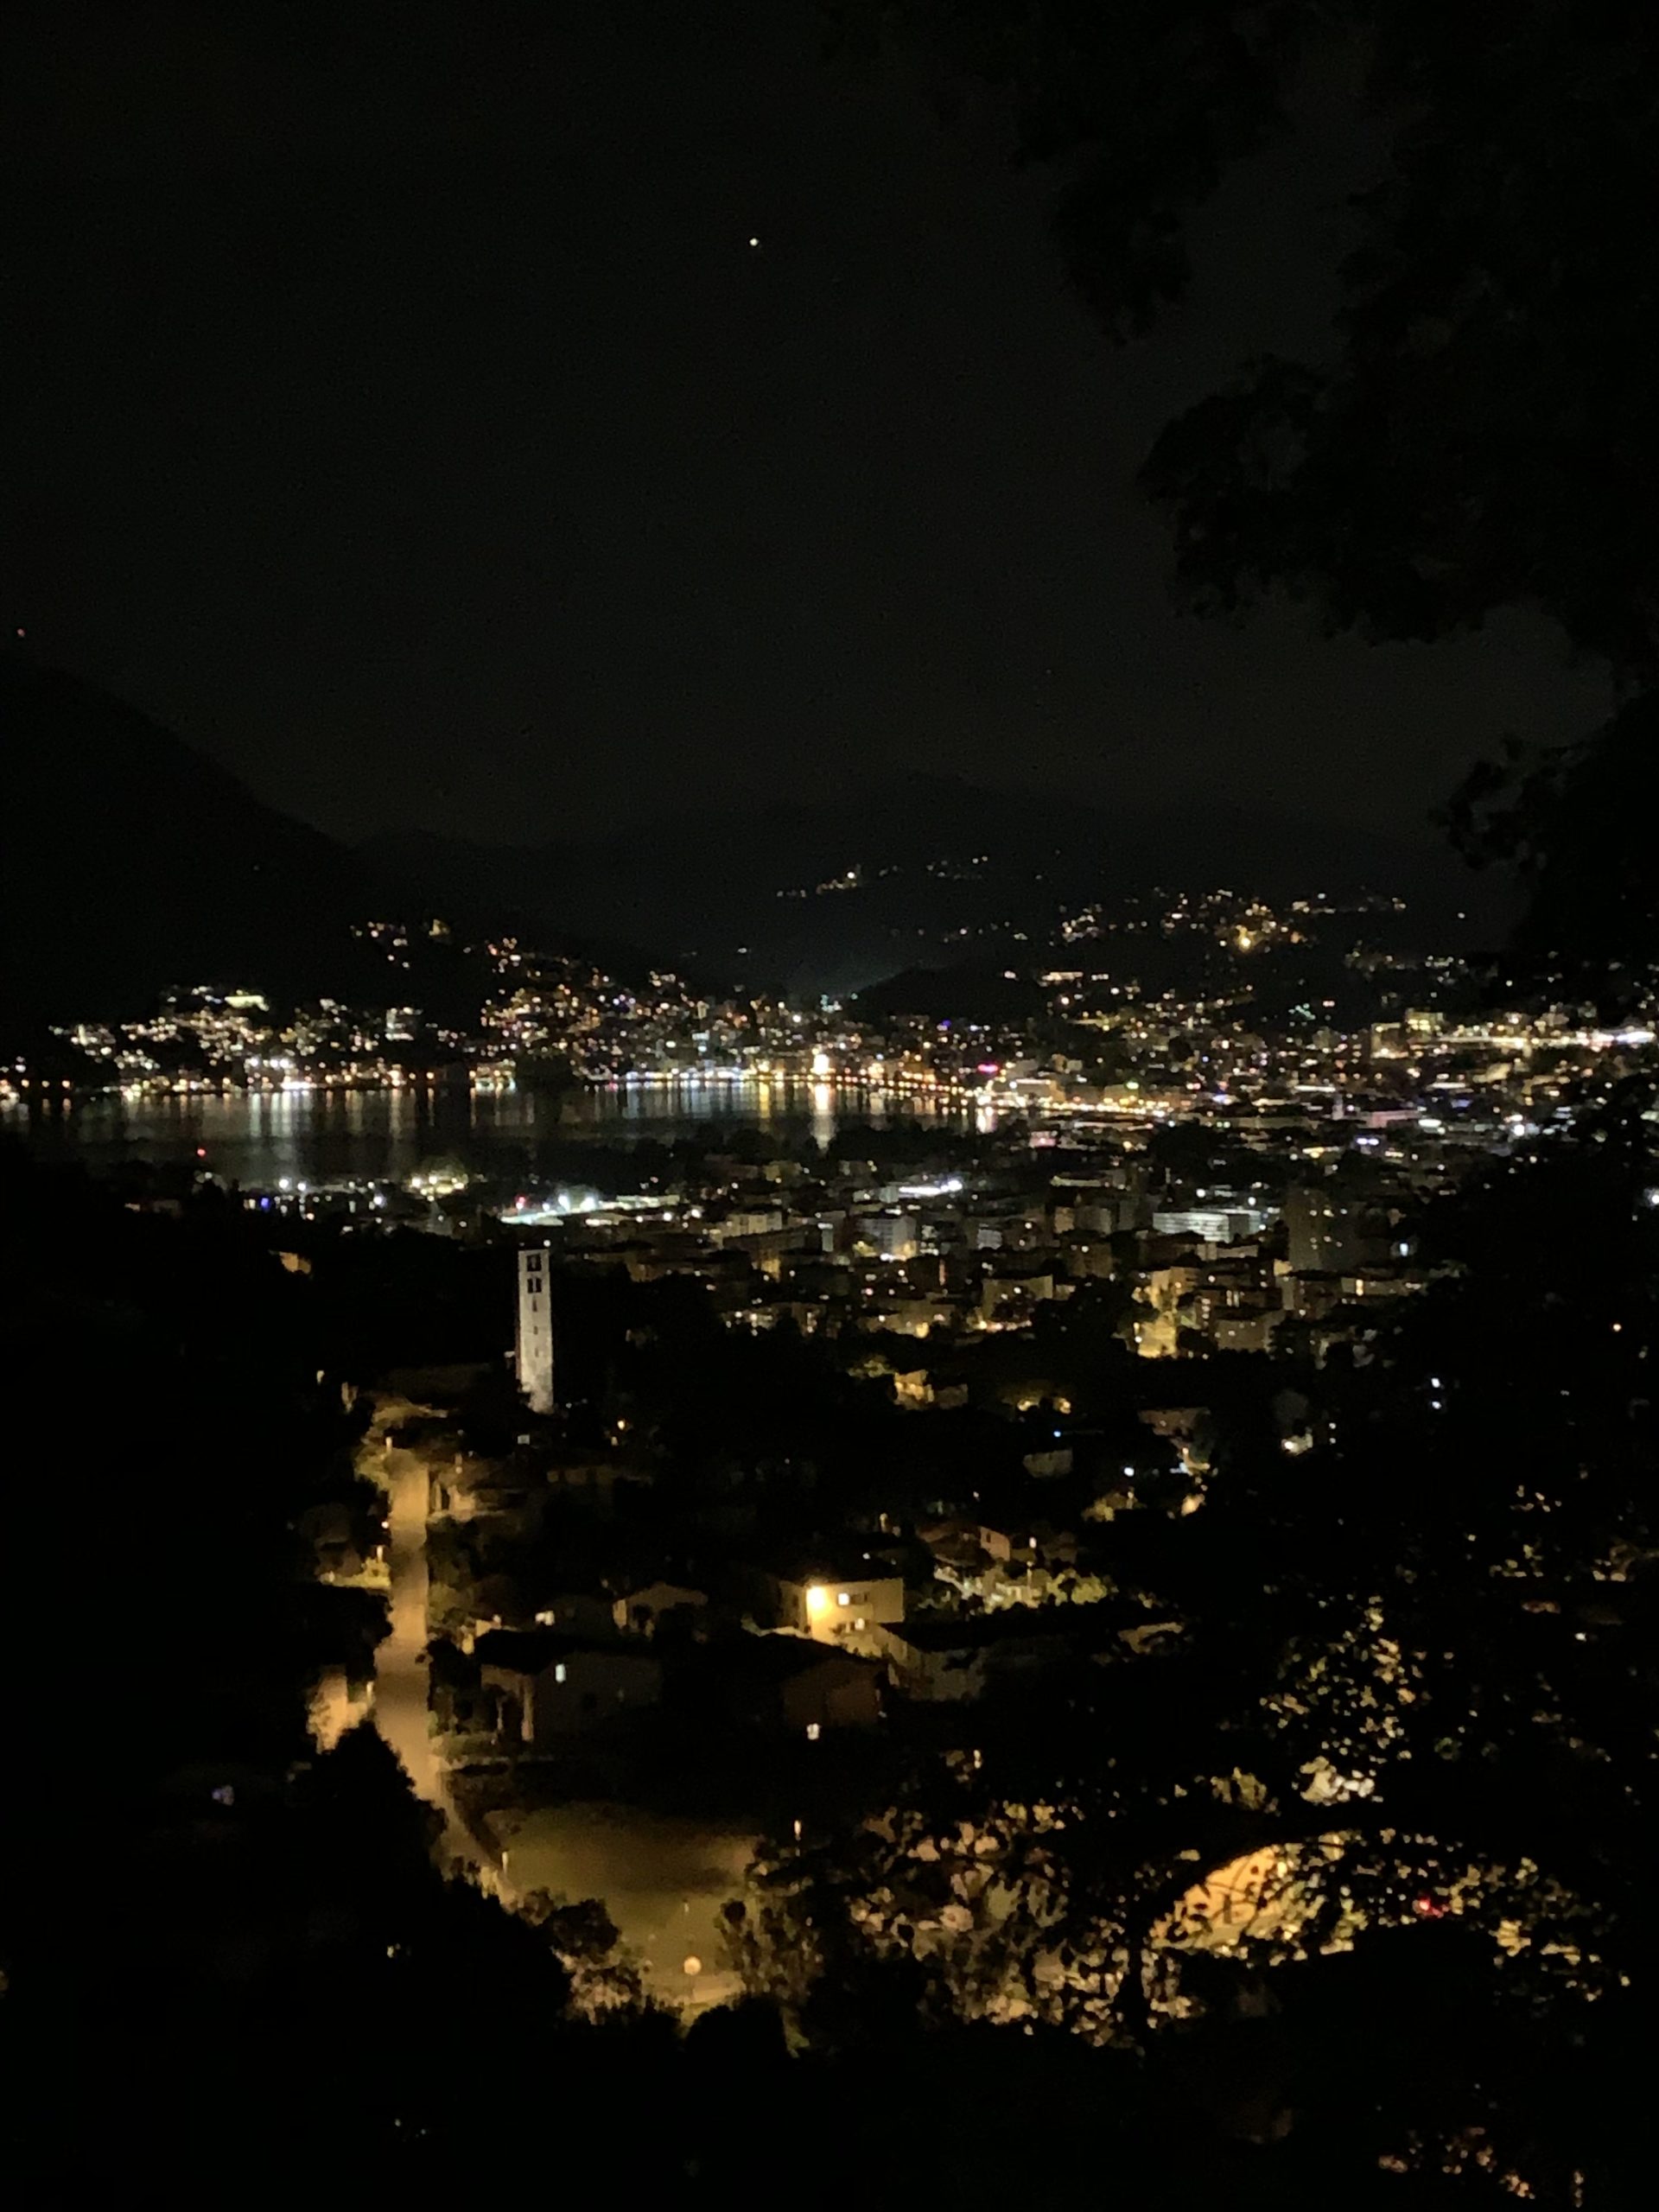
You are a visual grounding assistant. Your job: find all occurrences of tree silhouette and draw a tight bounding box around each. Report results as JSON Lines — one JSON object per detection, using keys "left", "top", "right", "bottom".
{"left": 718, "top": 1079, "right": 1657, "bottom": 2196}
{"left": 860, "top": 0, "right": 1659, "bottom": 989}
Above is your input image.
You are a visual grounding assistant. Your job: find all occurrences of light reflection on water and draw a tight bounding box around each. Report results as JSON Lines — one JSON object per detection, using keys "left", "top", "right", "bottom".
{"left": 6, "top": 1077, "right": 979, "bottom": 1185}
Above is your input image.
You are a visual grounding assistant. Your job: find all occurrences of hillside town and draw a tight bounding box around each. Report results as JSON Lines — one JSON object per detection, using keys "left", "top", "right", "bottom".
{"left": 13, "top": 880, "right": 1652, "bottom": 1128}
{"left": 16, "top": 2, "right": 1659, "bottom": 2193}
{"left": 252, "top": 963, "right": 1655, "bottom": 2017}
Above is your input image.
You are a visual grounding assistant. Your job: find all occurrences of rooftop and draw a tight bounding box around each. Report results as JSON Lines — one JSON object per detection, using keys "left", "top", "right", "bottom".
{"left": 890, "top": 1599, "right": 1130, "bottom": 1655}
{"left": 474, "top": 1627, "right": 640, "bottom": 1672}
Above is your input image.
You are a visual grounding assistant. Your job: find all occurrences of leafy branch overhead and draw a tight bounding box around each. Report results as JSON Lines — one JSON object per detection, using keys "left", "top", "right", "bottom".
{"left": 855, "top": 0, "right": 1659, "bottom": 985}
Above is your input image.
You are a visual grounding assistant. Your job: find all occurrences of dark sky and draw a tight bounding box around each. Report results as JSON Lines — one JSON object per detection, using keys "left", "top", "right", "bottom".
{"left": 5, "top": 0, "right": 1611, "bottom": 852}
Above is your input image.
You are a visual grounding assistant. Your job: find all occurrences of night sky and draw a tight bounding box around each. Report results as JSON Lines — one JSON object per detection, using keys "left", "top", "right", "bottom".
{"left": 5, "top": 1, "right": 1612, "bottom": 852}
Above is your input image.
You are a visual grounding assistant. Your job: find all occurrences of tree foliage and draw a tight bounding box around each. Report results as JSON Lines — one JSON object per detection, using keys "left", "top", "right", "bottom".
{"left": 722, "top": 1088, "right": 1659, "bottom": 2196}
{"left": 855, "top": 0, "right": 1659, "bottom": 988}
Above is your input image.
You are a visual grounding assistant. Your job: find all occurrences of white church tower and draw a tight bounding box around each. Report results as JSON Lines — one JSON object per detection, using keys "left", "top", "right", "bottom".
{"left": 516, "top": 1246, "right": 555, "bottom": 1414}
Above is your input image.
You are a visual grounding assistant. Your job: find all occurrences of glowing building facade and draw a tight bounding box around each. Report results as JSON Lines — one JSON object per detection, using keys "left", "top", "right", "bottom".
{"left": 516, "top": 1245, "right": 555, "bottom": 1414}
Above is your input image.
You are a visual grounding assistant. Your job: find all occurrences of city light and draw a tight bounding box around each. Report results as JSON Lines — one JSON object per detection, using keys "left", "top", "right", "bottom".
{"left": 22, "top": 16, "right": 1659, "bottom": 2176}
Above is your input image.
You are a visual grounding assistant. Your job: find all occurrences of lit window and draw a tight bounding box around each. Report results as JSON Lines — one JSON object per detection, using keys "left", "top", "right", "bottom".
{"left": 837, "top": 1591, "right": 850, "bottom": 1607}
{"left": 805, "top": 1723, "right": 821, "bottom": 1741}
{"left": 554, "top": 1663, "right": 567, "bottom": 1683}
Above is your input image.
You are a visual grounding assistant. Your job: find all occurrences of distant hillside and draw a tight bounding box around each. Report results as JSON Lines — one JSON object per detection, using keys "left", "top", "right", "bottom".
{"left": 2, "top": 659, "right": 383, "bottom": 1039}
{"left": 854, "top": 961, "right": 1048, "bottom": 1026}
{"left": 2, "top": 661, "right": 1502, "bottom": 1044}
{"left": 364, "top": 774, "right": 1495, "bottom": 997}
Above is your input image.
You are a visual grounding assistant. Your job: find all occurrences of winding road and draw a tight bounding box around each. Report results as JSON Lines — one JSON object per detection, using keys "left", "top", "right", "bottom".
{"left": 367, "top": 1409, "right": 489, "bottom": 1878}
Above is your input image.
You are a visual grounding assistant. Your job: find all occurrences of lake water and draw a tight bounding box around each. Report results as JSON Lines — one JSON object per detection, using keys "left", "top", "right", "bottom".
{"left": 4, "top": 1077, "right": 975, "bottom": 1186}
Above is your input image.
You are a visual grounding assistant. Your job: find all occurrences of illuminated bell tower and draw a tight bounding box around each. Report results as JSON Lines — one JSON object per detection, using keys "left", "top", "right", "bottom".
{"left": 516, "top": 1246, "right": 555, "bottom": 1414}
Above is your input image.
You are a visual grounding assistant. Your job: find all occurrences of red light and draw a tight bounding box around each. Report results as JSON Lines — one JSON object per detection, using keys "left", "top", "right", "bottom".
{"left": 195, "top": 1147, "right": 207, "bottom": 1159}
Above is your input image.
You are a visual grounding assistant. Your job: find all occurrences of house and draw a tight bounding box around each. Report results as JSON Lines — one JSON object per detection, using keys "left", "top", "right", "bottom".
{"left": 474, "top": 1630, "right": 662, "bottom": 1745}
{"left": 1021, "top": 1444, "right": 1074, "bottom": 1478}
{"left": 980, "top": 1264, "right": 1057, "bottom": 1320}
{"left": 767, "top": 1555, "right": 906, "bottom": 1648}
{"left": 976, "top": 1521, "right": 1036, "bottom": 1566}
{"left": 1138, "top": 1405, "right": 1208, "bottom": 1448}
{"left": 873, "top": 1617, "right": 991, "bottom": 1702}
{"left": 692, "top": 1636, "right": 883, "bottom": 1734}
{"left": 430, "top": 1453, "right": 543, "bottom": 1529}
{"left": 454, "top": 1580, "right": 619, "bottom": 1648}
{"left": 612, "top": 1580, "right": 709, "bottom": 1638}
{"left": 878, "top": 1600, "right": 1124, "bottom": 1702}
{"left": 1211, "top": 1308, "right": 1282, "bottom": 1354}
{"left": 974, "top": 1516, "right": 1083, "bottom": 1578}
{"left": 527, "top": 1590, "right": 618, "bottom": 1640}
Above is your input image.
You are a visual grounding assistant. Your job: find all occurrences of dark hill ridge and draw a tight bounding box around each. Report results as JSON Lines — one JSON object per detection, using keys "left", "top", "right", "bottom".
{"left": 0, "top": 661, "right": 693, "bottom": 1043}
{"left": 2, "top": 659, "right": 1504, "bottom": 1039}
{"left": 2, "top": 658, "right": 383, "bottom": 1038}
{"left": 363, "top": 773, "right": 1500, "bottom": 997}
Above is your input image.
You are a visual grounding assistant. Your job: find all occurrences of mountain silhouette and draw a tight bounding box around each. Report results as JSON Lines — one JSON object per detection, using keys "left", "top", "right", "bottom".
{"left": 3, "top": 658, "right": 381, "bottom": 1041}
{"left": 363, "top": 773, "right": 1491, "bottom": 996}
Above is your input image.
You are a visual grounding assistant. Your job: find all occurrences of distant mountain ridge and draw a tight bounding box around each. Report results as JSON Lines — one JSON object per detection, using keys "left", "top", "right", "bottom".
{"left": 2, "top": 658, "right": 385, "bottom": 1039}
{"left": 362, "top": 773, "right": 1493, "bottom": 996}
{"left": 2, "top": 659, "right": 1500, "bottom": 1042}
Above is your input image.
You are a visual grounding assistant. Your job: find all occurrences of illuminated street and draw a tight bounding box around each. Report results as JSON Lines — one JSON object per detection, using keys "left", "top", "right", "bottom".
{"left": 367, "top": 1408, "right": 483, "bottom": 1876}
{"left": 362, "top": 1408, "right": 751, "bottom": 2009}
